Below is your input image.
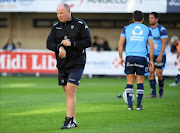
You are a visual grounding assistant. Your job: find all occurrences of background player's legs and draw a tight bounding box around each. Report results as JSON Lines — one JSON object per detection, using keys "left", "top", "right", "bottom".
{"left": 126, "top": 74, "right": 135, "bottom": 108}
{"left": 136, "top": 75, "right": 144, "bottom": 108}
{"left": 175, "top": 73, "right": 180, "bottom": 85}
{"left": 169, "top": 68, "right": 180, "bottom": 86}
{"left": 156, "top": 69, "right": 164, "bottom": 97}
{"left": 148, "top": 65, "right": 157, "bottom": 97}
{"left": 65, "top": 83, "right": 77, "bottom": 122}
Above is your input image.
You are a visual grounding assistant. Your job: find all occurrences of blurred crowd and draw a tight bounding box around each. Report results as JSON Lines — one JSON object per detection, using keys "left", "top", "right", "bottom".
{"left": 1, "top": 37, "right": 179, "bottom": 54}
{"left": 90, "top": 36, "right": 111, "bottom": 51}
{"left": 2, "top": 39, "right": 23, "bottom": 51}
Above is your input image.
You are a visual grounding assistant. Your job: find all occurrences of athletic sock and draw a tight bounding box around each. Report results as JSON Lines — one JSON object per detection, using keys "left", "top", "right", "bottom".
{"left": 149, "top": 79, "right": 156, "bottom": 95}
{"left": 125, "top": 84, "right": 133, "bottom": 106}
{"left": 175, "top": 74, "right": 180, "bottom": 84}
{"left": 136, "top": 83, "right": 144, "bottom": 106}
{"left": 159, "top": 78, "right": 164, "bottom": 95}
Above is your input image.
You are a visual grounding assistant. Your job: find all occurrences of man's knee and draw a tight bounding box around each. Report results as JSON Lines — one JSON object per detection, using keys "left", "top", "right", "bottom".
{"left": 156, "top": 70, "right": 163, "bottom": 79}
{"left": 136, "top": 75, "right": 144, "bottom": 84}
{"left": 66, "top": 89, "right": 75, "bottom": 97}
{"left": 66, "top": 83, "right": 77, "bottom": 96}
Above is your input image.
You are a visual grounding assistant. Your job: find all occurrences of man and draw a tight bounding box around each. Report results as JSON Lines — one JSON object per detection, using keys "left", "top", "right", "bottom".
{"left": 118, "top": 10, "right": 154, "bottom": 110}
{"left": 169, "top": 36, "right": 180, "bottom": 87}
{"left": 46, "top": 3, "right": 92, "bottom": 129}
{"left": 2, "top": 39, "right": 16, "bottom": 51}
{"left": 92, "top": 35, "right": 98, "bottom": 51}
{"left": 147, "top": 12, "right": 168, "bottom": 98}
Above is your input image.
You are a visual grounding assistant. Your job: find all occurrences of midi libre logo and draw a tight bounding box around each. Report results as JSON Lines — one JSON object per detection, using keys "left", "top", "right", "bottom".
{"left": 0, "top": 52, "right": 57, "bottom": 73}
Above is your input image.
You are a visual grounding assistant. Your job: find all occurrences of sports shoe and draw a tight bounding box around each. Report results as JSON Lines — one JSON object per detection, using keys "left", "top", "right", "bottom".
{"left": 61, "top": 117, "right": 73, "bottom": 129}
{"left": 127, "top": 105, "right": 133, "bottom": 110}
{"left": 158, "top": 93, "right": 163, "bottom": 98}
{"left": 71, "top": 121, "right": 78, "bottom": 128}
{"left": 147, "top": 94, "right": 157, "bottom": 98}
{"left": 136, "top": 105, "right": 144, "bottom": 110}
{"left": 117, "top": 93, "right": 122, "bottom": 98}
{"left": 169, "top": 82, "right": 178, "bottom": 87}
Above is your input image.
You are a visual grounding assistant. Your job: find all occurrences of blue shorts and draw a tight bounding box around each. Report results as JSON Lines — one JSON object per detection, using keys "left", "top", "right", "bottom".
{"left": 147, "top": 54, "right": 166, "bottom": 69}
{"left": 58, "top": 68, "right": 83, "bottom": 86}
{"left": 125, "top": 56, "right": 148, "bottom": 76}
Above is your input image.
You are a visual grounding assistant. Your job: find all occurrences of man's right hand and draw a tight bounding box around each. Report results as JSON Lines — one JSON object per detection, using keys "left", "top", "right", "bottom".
{"left": 148, "top": 61, "right": 154, "bottom": 73}
{"left": 59, "top": 47, "right": 66, "bottom": 58}
{"left": 120, "top": 58, "right": 125, "bottom": 67}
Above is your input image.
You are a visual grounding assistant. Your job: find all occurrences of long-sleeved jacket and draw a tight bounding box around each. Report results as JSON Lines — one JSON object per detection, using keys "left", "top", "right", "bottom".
{"left": 47, "top": 16, "right": 92, "bottom": 72}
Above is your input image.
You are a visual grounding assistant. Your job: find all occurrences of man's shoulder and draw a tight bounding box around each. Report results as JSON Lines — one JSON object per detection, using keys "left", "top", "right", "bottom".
{"left": 73, "top": 17, "right": 86, "bottom": 25}
{"left": 157, "top": 24, "right": 167, "bottom": 31}
{"left": 52, "top": 21, "right": 61, "bottom": 27}
{"left": 127, "top": 23, "right": 148, "bottom": 30}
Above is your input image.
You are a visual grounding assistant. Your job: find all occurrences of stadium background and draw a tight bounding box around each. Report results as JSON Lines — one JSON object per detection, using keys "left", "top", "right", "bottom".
{"left": 0, "top": 0, "right": 180, "bottom": 50}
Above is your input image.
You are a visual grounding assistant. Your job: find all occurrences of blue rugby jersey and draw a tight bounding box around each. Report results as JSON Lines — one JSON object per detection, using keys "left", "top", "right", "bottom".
{"left": 121, "top": 23, "right": 153, "bottom": 58}
{"left": 147, "top": 24, "right": 168, "bottom": 56}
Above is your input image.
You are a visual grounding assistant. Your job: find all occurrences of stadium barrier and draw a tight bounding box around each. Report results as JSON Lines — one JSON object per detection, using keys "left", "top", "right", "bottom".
{"left": 0, "top": 50, "right": 178, "bottom": 76}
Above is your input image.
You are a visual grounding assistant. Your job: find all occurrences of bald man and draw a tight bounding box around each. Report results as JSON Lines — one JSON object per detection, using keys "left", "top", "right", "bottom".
{"left": 47, "top": 3, "right": 92, "bottom": 129}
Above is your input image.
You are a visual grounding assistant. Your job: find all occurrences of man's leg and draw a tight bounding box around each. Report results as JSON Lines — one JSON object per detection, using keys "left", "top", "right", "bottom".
{"left": 61, "top": 83, "right": 77, "bottom": 129}
{"left": 175, "top": 74, "right": 180, "bottom": 84}
{"left": 148, "top": 65, "right": 157, "bottom": 97}
{"left": 136, "top": 75, "right": 144, "bottom": 110}
{"left": 126, "top": 74, "right": 135, "bottom": 110}
{"left": 156, "top": 69, "right": 164, "bottom": 98}
{"left": 63, "top": 85, "right": 67, "bottom": 93}
{"left": 65, "top": 83, "right": 77, "bottom": 121}
{"left": 169, "top": 69, "right": 180, "bottom": 87}
{"left": 64, "top": 68, "right": 83, "bottom": 127}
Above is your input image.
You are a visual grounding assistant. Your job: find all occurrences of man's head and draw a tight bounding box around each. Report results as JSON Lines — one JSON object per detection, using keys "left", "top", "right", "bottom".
{"left": 170, "top": 36, "right": 179, "bottom": 46}
{"left": 93, "top": 36, "right": 98, "bottom": 42}
{"left": 133, "top": 10, "right": 144, "bottom": 22}
{"left": 57, "top": 3, "right": 71, "bottom": 23}
{"left": 149, "top": 12, "right": 159, "bottom": 26}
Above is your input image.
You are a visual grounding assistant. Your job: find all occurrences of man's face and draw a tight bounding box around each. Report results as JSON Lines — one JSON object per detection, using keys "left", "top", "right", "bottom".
{"left": 149, "top": 14, "right": 158, "bottom": 25}
{"left": 172, "top": 41, "right": 178, "bottom": 46}
{"left": 57, "top": 5, "right": 70, "bottom": 23}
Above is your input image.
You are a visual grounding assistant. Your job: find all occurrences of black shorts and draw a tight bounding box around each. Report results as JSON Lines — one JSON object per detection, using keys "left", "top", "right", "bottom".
{"left": 125, "top": 56, "right": 148, "bottom": 76}
{"left": 58, "top": 68, "right": 83, "bottom": 86}
{"left": 147, "top": 54, "right": 166, "bottom": 69}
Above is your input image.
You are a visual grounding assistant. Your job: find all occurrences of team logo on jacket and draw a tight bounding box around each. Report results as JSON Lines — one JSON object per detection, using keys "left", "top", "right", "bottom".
{"left": 71, "top": 25, "right": 74, "bottom": 29}
{"left": 132, "top": 26, "right": 143, "bottom": 36}
{"left": 64, "top": 35, "right": 68, "bottom": 40}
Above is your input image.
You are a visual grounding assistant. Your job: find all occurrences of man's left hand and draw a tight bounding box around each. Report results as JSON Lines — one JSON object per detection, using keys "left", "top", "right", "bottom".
{"left": 156, "top": 55, "right": 162, "bottom": 63}
{"left": 61, "top": 39, "right": 71, "bottom": 46}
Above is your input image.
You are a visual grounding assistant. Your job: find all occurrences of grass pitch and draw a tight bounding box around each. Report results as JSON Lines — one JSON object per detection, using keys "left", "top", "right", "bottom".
{"left": 0, "top": 76, "right": 180, "bottom": 133}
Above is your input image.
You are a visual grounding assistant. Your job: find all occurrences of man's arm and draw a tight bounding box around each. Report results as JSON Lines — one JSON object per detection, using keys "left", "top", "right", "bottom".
{"left": 156, "top": 38, "right": 167, "bottom": 63}
{"left": 73, "top": 22, "right": 92, "bottom": 50}
{"left": 46, "top": 26, "right": 59, "bottom": 52}
{"left": 148, "top": 38, "right": 154, "bottom": 71}
{"left": 148, "top": 38, "right": 154, "bottom": 62}
{"left": 118, "top": 36, "right": 126, "bottom": 67}
{"left": 177, "top": 53, "right": 180, "bottom": 59}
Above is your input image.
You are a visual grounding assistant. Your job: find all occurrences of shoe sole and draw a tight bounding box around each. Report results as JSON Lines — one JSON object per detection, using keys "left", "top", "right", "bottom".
{"left": 136, "top": 108, "right": 144, "bottom": 110}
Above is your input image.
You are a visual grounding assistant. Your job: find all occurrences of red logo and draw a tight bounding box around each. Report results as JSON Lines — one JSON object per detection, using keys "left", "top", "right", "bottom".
{"left": 112, "top": 58, "right": 120, "bottom": 68}
{"left": 61, "top": 0, "right": 84, "bottom": 8}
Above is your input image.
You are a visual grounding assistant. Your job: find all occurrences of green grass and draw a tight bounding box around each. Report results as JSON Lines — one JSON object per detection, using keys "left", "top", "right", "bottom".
{"left": 0, "top": 76, "right": 180, "bottom": 133}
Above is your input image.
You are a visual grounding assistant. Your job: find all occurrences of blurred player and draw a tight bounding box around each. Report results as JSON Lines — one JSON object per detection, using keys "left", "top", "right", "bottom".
{"left": 47, "top": 3, "right": 92, "bottom": 129}
{"left": 118, "top": 10, "right": 154, "bottom": 110}
{"left": 169, "top": 36, "right": 180, "bottom": 87}
{"left": 147, "top": 12, "right": 168, "bottom": 98}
